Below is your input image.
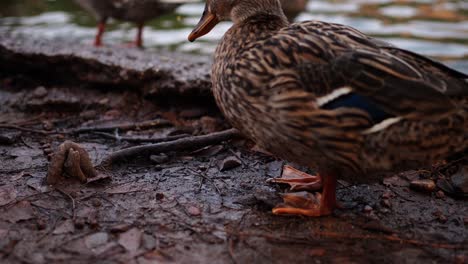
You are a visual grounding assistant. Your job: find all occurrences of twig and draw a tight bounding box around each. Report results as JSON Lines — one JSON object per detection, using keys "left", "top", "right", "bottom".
{"left": 93, "top": 131, "right": 190, "bottom": 143}
{"left": 99, "top": 128, "right": 241, "bottom": 168}
{"left": 0, "top": 124, "right": 49, "bottom": 135}
{"left": 55, "top": 188, "right": 76, "bottom": 220}
{"left": 68, "top": 119, "right": 172, "bottom": 134}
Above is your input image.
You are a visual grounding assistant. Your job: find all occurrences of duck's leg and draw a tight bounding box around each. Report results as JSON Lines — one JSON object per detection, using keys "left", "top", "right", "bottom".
{"left": 267, "top": 165, "right": 322, "bottom": 191}
{"left": 135, "top": 22, "right": 144, "bottom": 48}
{"left": 271, "top": 172, "right": 337, "bottom": 217}
{"left": 94, "top": 20, "right": 106, "bottom": 47}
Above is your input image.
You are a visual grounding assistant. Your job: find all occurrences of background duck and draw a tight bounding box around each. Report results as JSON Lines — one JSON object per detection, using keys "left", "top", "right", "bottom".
{"left": 73, "top": 0, "right": 189, "bottom": 47}
{"left": 280, "top": 0, "right": 308, "bottom": 22}
{"left": 188, "top": 0, "right": 468, "bottom": 217}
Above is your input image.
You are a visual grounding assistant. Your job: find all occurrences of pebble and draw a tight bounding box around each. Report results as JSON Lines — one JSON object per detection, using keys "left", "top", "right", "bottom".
{"left": 91, "top": 199, "right": 102, "bottom": 208}
{"left": 380, "top": 199, "right": 392, "bottom": 208}
{"left": 435, "top": 190, "right": 445, "bottom": 199}
{"left": 155, "top": 193, "right": 165, "bottom": 200}
{"left": 36, "top": 218, "right": 47, "bottom": 230}
{"left": 42, "top": 120, "right": 54, "bottom": 131}
{"left": 410, "top": 179, "right": 436, "bottom": 193}
{"left": 363, "top": 205, "right": 373, "bottom": 213}
{"left": 187, "top": 205, "right": 201, "bottom": 216}
{"left": 33, "top": 86, "right": 47, "bottom": 98}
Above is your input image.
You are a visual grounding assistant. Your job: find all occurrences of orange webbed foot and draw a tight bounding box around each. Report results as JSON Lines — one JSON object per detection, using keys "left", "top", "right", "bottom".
{"left": 267, "top": 165, "right": 322, "bottom": 191}
{"left": 268, "top": 166, "right": 337, "bottom": 217}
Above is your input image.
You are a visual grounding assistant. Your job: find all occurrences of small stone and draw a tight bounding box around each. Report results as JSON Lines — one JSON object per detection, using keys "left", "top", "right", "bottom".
{"left": 363, "top": 205, "right": 373, "bottom": 213}
{"left": 43, "top": 147, "right": 53, "bottom": 155}
{"left": 36, "top": 218, "right": 47, "bottom": 230}
{"left": 33, "top": 86, "right": 48, "bottom": 98}
{"left": 150, "top": 154, "right": 169, "bottom": 164}
{"left": 220, "top": 156, "right": 242, "bottom": 171}
{"left": 381, "top": 190, "right": 393, "bottom": 199}
{"left": 380, "top": 199, "right": 391, "bottom": 208}
{"left": 187, "top": 205, "right": 201, "bottom": 216}
{"left": 91, "top": 199, "right": 102, "bottom": 208}
{"left": 155, "top": 193, "right": 164, "bottom": 200}
{"left": 438, "top": 214, "right": 448, "bottom": 223}
{"left": 435, "top": 190, "right": 445, "bottom": 199}
{"left": 410, "top": 179, "right": 436, "bottom": 193}
{"left": 74, "top": 218, "right": 85, "bottom": 229}
{"left": 88, "top": 218, "right": 99, "bottom": 229}
{"left": 42, "top": 120, "right": 54, "bottom": 131}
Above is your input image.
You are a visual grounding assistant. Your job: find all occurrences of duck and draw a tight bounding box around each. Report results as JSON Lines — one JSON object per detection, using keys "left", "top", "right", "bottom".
{"left": 73, "top": 0, "right": 185, "bottom": 47}
{"left": 188, "top": 0, "right": 468, "bottom": 217}
{"left": 280, "top": 0, "right": 308, "bottom": 22}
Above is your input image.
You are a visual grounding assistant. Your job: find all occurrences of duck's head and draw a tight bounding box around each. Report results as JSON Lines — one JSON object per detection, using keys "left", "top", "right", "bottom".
{"left": 188, "top": 0, "right": 285, "bottom": 42}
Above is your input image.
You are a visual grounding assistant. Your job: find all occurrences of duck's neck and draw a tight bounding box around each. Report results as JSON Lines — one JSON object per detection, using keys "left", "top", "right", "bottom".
{"left": 231, "top": 0, "right": 288, "bottom": 26}
{"left": 229, "top": 13, "right": 288, "bottom": 45}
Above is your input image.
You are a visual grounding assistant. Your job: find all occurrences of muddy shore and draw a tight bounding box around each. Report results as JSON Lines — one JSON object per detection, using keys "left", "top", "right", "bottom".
{"left": 0, "top": 33, "right": 467, "bottom": 264}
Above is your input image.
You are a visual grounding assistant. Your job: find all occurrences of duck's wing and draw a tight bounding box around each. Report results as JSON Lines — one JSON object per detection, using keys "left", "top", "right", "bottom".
{"left": 291, "top": 21, "right": 468, "bottom": 119}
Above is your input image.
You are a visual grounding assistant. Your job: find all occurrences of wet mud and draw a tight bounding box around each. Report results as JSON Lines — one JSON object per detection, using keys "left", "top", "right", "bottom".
{"left": 0, "top": 34, "right": 467, "bottom": 264}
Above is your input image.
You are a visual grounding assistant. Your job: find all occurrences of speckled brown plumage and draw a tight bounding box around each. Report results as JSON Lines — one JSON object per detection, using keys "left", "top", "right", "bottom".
{"left": 189, "top": 0, "right": 468, "bottom": 216}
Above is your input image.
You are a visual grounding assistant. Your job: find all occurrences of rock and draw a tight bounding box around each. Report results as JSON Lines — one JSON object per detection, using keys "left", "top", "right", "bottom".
{"left": 410, "top": 179, "right": 436, "bottom": 193}
{"left": 220, "top": 156, "right": 242, "bottom": 171}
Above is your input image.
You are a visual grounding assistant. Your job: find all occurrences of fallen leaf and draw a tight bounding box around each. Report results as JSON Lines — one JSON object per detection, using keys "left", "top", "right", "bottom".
{"left": 11, "top": 171, "right": 31, "bottom": 181}
{"left": 53, "top": 219, "right": 75, "bottom": 235}
{"left": 0, "top": 185, "right": 17, "bottom": 206}
{"left": 4, "top": 201, "right": 35, "bottom": 223}
{"left": 118, "top": 227, "right": 142, "bottom": 253}
{"left": 220, "top": 156, "right": 242, "bottom": 171}
{"left": 85, "top": 232, "right": 109, "bottom": 249}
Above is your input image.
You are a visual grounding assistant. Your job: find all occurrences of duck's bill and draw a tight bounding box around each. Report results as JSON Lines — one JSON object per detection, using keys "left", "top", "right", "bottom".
{"left": 188, "top": 12, "right": 219, "bottom": 42}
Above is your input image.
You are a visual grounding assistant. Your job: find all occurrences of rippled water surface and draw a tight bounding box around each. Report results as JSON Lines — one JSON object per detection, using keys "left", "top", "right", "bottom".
{"left": 0, "top": 0, "right": 467, "bottom": 72}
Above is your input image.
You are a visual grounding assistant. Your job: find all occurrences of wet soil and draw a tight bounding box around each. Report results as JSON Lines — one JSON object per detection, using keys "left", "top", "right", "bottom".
{"left": 0, "top": 34, "right": 467, "bottom": 264}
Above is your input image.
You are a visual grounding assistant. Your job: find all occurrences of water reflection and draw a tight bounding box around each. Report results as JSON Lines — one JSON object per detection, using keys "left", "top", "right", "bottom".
{"left": 0, "top": 0, "right": 467, "bottom": 72}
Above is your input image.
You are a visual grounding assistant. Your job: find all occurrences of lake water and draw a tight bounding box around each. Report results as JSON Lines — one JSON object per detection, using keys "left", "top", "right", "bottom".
{"left": 0, "top": 0, "right": 467, "bottom": 73}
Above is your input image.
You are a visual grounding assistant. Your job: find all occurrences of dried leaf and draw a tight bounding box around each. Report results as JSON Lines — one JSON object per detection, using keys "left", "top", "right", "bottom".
{"left": 53, "top": 219, "right": 75, "bottom": 235}
{"left": 4, "top": 201, "right": 35, "bottom": 223}
{"left": 84, "top": 232, "right": 109, "bottom": 249}
{"left": 0, "top": 185, "right": 17, "bottom": 206}
{"left": 118, "top": 228, "right": 142, "bottom": 253}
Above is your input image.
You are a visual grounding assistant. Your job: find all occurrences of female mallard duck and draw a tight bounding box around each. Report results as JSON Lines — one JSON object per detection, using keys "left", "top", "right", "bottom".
{"left": 188, "top": 0, "right": 468, "bottom": 216}
{"left": 280, "top": 0, "right": 308, "bottom": 22}
{"left": 73, "top": 0, "right": 183, "bottom": 47}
